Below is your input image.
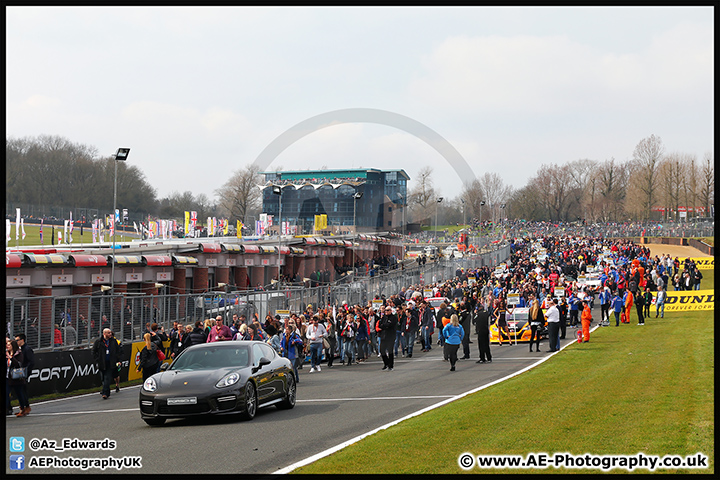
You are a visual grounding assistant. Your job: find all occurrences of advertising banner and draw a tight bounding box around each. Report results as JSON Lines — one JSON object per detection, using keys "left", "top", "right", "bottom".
{"left": 652, "top": 289, "right": 714, "bottom": 312}
{"left": 689, "top": 257, "right": 714, "bottom": 270}
{"left": 24, "top": 344, "right": 133, "bottom": 398}
{"left": 128, "top": 339, "right": 172, "bottom": 381}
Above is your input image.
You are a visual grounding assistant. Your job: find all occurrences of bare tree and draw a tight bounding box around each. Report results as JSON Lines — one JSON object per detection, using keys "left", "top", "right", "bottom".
{"left": 595, "top": 158, "right": 629, "bottom": 222}
{"left": 407, "top": 166, "right": 436, "bottom": 225}
{"left": 698, "top": 151, "right": 715, "bottom": 217}
{"left": 215, "top": 163, "right": 262, "bottom": 225}
{"left": 474, "top": 172, "right": 511, "bottom": 224}
{"left": 533, "top": 164, "right": 574, "bottom": 221}
{"left": 565, "top": 159, "right": 597, "bottom": 221}
{"left": 632, "top": 134, "right": 665, "bottom": 220}
{"left": 658, "top": 154, "right": 684, "bottom": 221}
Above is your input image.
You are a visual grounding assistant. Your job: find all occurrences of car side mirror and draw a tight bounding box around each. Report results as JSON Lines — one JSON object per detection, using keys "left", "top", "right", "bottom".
{"left": 160, "top": 363, "right": 170, "bottom": 371}
{"left": 252, "top": 357, "right": 271, "bottom": 373}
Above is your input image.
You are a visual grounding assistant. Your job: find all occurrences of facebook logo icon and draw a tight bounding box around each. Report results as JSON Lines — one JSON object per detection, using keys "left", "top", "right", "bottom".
{"left": 10, "top": 455, "right": 25, "bottom": 470}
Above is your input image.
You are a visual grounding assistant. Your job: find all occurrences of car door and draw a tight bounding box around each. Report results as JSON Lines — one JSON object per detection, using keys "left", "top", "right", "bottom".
{"left": 251, "top": 343, "right": 275, "bottom": 403}
{"left": 258, "top": 343, "right": 285, "bottom": 400}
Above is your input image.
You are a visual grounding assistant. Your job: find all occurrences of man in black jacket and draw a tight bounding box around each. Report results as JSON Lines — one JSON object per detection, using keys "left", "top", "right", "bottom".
{"left": 92, "top": 328, "right": 121, "bottom": 399}
{"left": 169, "top": 323, "right": 186, "bottom": 359}
{"left": 14, "top": 334, "right": 35, "bottom": 416}
{"left": 458, "top": 302, "right": 472, "bottom": 359}
{"left": 472, "top": 304, "right": 492, "bottom": 363}
{"left": 185, "top": 321, "right": 207, "bottom": 347}
{"left": 378, "top": 306, "right": 398, "bottom": 371}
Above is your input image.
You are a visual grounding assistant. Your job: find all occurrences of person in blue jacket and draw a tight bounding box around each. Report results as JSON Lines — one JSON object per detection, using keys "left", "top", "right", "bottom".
{"left": 611, "top": 291, "right": 624, "bottom": 327}
{"left": 599, "top": 286, "right": 612, "bottom": 324}
{"left": 568, "top": 291, "right": 580, "bottom": 327}
{"left": 442, "top": 314, "right": 464, "bottom": 372}
{"left": 280, "top": 325, "right": 305, "bottom": 383}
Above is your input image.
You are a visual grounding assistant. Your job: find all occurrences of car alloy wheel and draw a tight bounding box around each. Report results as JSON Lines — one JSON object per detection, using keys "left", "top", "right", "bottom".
{"left": 278, "top": 374, "right": 296, "bottom": 410}
{"left": 242, "top": 382, "right": 257, "bottom": 420}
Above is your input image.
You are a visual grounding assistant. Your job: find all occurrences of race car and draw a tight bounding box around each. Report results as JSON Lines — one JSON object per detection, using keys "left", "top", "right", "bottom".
{"left": 489, "top": 307, "right": 547, "bottom": 344}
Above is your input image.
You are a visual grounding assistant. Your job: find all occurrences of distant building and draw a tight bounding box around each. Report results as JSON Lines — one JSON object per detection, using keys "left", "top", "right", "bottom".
{"left": 259, "top": 168, "right": 409, "bottom": 234}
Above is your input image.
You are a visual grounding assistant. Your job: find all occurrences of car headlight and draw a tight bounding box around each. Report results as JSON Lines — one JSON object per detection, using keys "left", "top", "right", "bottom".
{"left": 143, "top": 377, "right": 157, "bottom": 392}
{"left": 216, "top": 372, "right": 240, "bottom": 388}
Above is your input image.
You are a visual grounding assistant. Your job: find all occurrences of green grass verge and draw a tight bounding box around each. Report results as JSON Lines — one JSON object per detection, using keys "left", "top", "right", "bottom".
{"left": 295, "top": 272, "right": 715, "bottom": 474}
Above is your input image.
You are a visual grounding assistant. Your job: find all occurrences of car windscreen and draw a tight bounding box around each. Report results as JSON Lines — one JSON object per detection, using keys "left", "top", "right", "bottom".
{"left": 170, "top": 346, "right": 250, "bottom": 371}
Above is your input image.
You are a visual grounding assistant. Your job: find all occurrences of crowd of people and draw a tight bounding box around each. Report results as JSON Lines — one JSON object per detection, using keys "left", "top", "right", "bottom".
{"left": 8, "top": 231, "right": 701, "bottom": 414}
{"left": 127, "top": 234, "right": 687, "bottom": 385}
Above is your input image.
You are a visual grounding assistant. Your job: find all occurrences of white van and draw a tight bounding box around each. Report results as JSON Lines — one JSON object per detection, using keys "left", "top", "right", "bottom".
{"left": 423, "top": 245, "right": 438, "bottom": 259}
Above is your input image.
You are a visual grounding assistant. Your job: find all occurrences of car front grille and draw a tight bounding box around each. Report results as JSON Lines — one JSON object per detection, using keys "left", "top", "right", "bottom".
{"left": 158, "top": 401, "right": 211, "bottom": 415}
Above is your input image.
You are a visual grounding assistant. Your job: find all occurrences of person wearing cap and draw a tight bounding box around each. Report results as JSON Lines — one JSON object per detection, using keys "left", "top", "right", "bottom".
{"left": 580, "top": 299, "right": 593, "bottom": 341}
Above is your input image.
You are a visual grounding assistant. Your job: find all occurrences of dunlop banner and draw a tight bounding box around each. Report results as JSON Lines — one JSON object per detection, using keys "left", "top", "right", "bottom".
{"left": 689, "top": 257, "right": 714, "bottom": 270}
{"left": 128, "top": 339, "right": 172, "bottom": 381}
{"left": 652, "top": 289, "right": 714, "bottom": 312}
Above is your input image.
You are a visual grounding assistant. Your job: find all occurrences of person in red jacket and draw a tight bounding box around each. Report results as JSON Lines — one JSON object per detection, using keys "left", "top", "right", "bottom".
{"left": 580, "top": 300, "right": 593, "bottom": 342}
{"left": 53, "top": 324, "right": 63, "bottom": 348}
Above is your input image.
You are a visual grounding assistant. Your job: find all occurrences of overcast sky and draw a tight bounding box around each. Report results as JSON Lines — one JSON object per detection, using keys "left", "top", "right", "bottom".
{"left": 6, "top": 6, "right": 714, "bottom": 202}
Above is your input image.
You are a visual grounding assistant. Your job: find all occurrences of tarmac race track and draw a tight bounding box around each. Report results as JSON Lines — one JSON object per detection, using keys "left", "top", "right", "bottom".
{"left": 6, "top": 334, "right": 580, "bottom": 474}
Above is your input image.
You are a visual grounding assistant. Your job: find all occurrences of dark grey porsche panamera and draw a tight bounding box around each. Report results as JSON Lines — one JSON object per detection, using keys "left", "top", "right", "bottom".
{"left": 139, "top": 341, "right": 296, "bottom": 426}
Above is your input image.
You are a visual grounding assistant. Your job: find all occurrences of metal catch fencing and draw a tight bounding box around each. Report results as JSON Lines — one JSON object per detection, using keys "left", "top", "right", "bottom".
{"left": 6, "top": 244, "right": 511, "bottom": 352}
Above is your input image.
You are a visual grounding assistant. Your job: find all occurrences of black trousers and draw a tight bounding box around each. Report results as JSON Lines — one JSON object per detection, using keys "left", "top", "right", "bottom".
{"left": 529, "top": 325, "right": 541, "bottom": 350}
{"left": 636, "top": 304, "right": 645, "bottom": 324}
{"left": 547, "top": 322, "right": 560, "bottom": 351}
{"left": 444, "top": 343, "right": 460, "bottom": 368}
{"left": 100, "top": 368, "right": 115, "bottom": 396}
{"left": 379, "top": 338, "right": 394, "bottom": 368}
{"left": 461, "top": 336, "right": 471, "bottom": 358}
{"left": 559, "top": 318, "right": 567, "bottom": 339}
{"left": 477, "top": 334, "right": 492, "bottom": 361}
{"left": 600, "top": 304, "right": 610, "bottom": 322}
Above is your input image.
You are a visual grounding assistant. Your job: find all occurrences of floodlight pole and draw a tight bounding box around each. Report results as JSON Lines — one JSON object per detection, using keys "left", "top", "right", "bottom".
{"left": 272, "top": 185, "right": 283, "bottom": 285}
{"left": 435, "top": 197, "right": 443, "bottom": 243}
{"left": 353, "top": 191, "right": 363, "bottom": 274}
{"left": 112, "top": 148, "right": 130, "bottom": 295}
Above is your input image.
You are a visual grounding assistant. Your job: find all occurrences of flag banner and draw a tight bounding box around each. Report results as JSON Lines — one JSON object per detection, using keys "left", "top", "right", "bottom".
{"left": 123, "top": 208, "right": 128, "bottom": 221}
{"left": 92, "top": 220, "right": 97, "bottom": 243}
{"left": 69, "top": 211, "right": 74, "bottom": 233}
{"left": 133, "top": 221, "right": 139, "bottom": 235}
{"left": 207, "top": 217, "right": 212, "bottom": 236}
{"left": 58, "top": 231, "right": 63, "bottom": 243}
{"left": 40, "top": 219, "right": 44, "bottom": 245}
{"left": 16, "top": 208, "right": 21, "bottom": 240}
{"left": 223, "top": 219, "right": 229, "bottom": 236}
{"left": 109, "top": 217, "right": 115, "bottom": 238}
{"left": 237, "top": 220, "right": 243, "bottom": 239}
{"left": 7, "top": 218, "right": 12, "bottom": 242}
{"left": 21, "top": 218, "right": 26, "bottom": 240}
{"left": 191, "top": 211, "right": 197, "bottom": 231}
{"left": 64, "top": 220, "right": 69, "bottom": 243}
{"left": 213, "top": 217, "right": 218, "bottom": 236}
{"left": 184, "top": 211, "right": 190, "bottom": 235}
{"left": 115, "top": 209, "right": 120, "bottom": 222}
